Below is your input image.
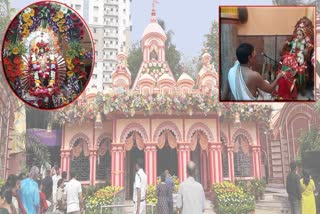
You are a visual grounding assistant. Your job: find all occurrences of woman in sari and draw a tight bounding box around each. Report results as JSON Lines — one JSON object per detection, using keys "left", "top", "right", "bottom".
{"left": 300, "top": 170, "right": 316, "bottom": 214}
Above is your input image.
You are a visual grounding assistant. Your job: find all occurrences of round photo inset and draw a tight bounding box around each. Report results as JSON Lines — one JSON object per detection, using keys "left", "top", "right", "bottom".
{"left": 1, "top": 1, "right": 94, "bottom": 109}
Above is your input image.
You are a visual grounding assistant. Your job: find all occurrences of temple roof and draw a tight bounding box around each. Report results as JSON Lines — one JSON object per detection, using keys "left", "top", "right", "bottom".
{"left": 138, "top": 73, "right": 156, "bottom": 82}
{"left": 142, "top": 22, "right": 167, "bottom": 40}
{"left": 158, "top": 73, "right": 175, "bottom": 82}
{"left": 177, "top": 73, "right": 194, "bottom": 83}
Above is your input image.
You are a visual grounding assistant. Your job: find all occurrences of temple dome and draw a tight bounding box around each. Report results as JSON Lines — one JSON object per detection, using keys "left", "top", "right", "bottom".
{"left": 177, "top": 73, "right": 194, "bottom": 83}
{"left": 142, "top": 22, "right": 167, "bottom": 40}
{"left": 158, "top": 73, "right": 175, "bottom": 82}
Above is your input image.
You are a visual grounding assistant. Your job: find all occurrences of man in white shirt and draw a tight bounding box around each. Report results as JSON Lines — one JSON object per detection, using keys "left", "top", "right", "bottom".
{"left": 133, "top": 158, "right": 147, "bottom": 214}
{"left": 64, "top": 170, "right": 83, "bottom": 214}
{"left": 176, "top": 161, "right": 206, "bottom": 214}
{"left": 52, "top": 166, "right": 61, "bottom": 210}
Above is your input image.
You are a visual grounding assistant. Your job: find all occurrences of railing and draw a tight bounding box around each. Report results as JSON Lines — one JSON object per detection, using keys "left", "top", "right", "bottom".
{"left": 99, "top": 204, "right": 156, "bottom": 214}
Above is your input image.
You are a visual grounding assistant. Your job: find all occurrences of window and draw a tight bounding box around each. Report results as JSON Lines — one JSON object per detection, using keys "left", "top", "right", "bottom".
{"left": 92, "top": 74, "right": 97, "bottom": 79}
{"left": 93, "top": 28, "right": 96, "bottom": 33}
{"left": 234, "top": 135, "right": 252, "bottom": 177}
{"left": 123, "top": 0, "right": 126, "bottom": 3}
{"left": 94, "top": 17, "right": 98, "bottom": 22}
{"left": 111, "top": 8, "right": 113, "bottom": 11}
{"left": 75, "top": 4, "right": 81, "bottom": 10}
{"left": 70, "top": 139, "right": 90, "bottom": 181}
{"left": 110, "top": 52, "right": 113, "bottom": 56}
{"left": 94, "top": 6, "right": 99, "bottom": 11}
{"left": 123, "top": 9, "right": 126, "bottom": 13}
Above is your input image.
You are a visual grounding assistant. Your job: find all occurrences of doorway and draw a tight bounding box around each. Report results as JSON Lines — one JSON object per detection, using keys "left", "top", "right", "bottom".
{"left": 157, "top": 142, "right": 178, "bottom": 177}
{"left": 125, "top": 145, "right": 144, "bottom": 200}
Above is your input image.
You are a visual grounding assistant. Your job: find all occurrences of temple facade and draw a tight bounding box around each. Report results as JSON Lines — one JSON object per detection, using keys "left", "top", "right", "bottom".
{"left": 59, "top": 5, "right": 263, "bottom": 198}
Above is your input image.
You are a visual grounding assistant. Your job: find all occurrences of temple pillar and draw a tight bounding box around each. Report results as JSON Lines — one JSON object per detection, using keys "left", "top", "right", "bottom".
{"left": 111, "top": 144, "right": 125, "bottom": 186}
{"left": 208, "top": 143, "right": 223, "bottom": 184}
{"left": 89, "top": 150, "right": 97, "bottom": 185}
{"left": 61, "top": 150, "right": 71, "bottom": 180}
{"left": 177, "top": 144, "right": 190, "bottom": 182}
{"left": 145, "top": 144, "right": 157, "bottom": 185}
{"left": 251, "top": 145, "right": 262, "bottom": 179}
{"left": 226, "top": 144, "right": 235, "bottom": 182}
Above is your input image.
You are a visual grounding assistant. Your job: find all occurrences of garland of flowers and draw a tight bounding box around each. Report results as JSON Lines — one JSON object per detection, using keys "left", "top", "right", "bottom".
{"left": 2, "top": 2, "right": 92, "bottom": 108}
{"left": 224, "top": 104, "right": 273, "bottom": 123}
{"left": 52, "top": 93, "right": 273, "bottom": 125}
{"left": 141, "top": 61, "right": 170, "bottom": 79}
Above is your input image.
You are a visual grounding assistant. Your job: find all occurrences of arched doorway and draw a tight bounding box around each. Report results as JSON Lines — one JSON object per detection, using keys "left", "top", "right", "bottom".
{"left": 233, "top": 135, "right": 252, "bottom": 178}
{"left": 70, "top": 138, "right": 90, "bottom": 181}
{"left": 190, "top": 130, "right": 209, "bottom": 190}
{"left": 96, "top": 137, "right": 112, "bottom": 184}
{"left": 157, "top": 129, "right": 178, "bottom": 178}
{"left": 124, "top": 131, "right": 145, "bottom": 199}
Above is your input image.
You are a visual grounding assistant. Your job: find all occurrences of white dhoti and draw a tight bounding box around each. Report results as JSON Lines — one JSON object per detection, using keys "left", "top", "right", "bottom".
{"left": 228, "top": 61, "right": 257, "bottom": 101}
{"left": 133, "top": 201, "right": 146, "bottom": 214}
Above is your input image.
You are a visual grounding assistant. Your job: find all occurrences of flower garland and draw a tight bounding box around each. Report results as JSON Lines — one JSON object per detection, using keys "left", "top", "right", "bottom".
{"left": 141, "top": 61, "right": 170, "bottom": 79}
{"left": 2, "top": 2, "right": 93, "bottom": 108}
{"left": 224, "top": 104, "right": 273, "bottom": 123}
{"left": 52, "top": 93, "right": 273, "bottom": 125}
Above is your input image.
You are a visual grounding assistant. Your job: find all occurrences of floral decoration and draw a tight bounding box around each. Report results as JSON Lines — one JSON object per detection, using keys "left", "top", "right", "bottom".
{"left": 84, "top": 186, "right": 122, "bottom": 213}
{"left": 2, "top": 2, "right": 93, "bottom": 109}
{"left": 213, "top": 181, "right": 255, "bottom": 214}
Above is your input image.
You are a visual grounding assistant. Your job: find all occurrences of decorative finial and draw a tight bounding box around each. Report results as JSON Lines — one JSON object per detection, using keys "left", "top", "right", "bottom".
{"left": 151, "top": 0, "right": 159, "bottom": 22}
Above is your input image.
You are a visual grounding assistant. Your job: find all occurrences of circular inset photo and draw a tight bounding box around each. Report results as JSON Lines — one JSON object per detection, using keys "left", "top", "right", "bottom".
{"left": 2, "top": 1, "right": 94, "bottom": 109}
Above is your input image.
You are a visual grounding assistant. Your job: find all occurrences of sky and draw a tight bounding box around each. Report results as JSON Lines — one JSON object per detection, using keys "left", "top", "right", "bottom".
{"left": 12, "top": 0, "right": 273, "bottom": 59}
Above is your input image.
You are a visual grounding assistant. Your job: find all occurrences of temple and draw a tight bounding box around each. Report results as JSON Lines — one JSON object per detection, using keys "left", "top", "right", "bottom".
{"left": 59, "top": 3, "right": 263, "bottom": 198}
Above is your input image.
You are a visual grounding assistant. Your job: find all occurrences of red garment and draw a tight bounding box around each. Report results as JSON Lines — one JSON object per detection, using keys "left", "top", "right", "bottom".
{"left": 13, "top": 193, "right": 27, "bottom": 214}
{"left": 39, "top": 192, "right": 48, "bottom": 214}
{"left": 277, "top": 75, "right": 298, "bottom": 100}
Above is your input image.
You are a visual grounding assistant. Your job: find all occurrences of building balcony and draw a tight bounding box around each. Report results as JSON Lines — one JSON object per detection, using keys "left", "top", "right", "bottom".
{"left": 104, "top": 43, "right": 117, "bottom": 49}
{"left": 104, "top": 32, "right": 118, "bottom": 38}
{"left": 105, "top": 21, "right": 118, "bottom": 27}
{"left": 104, "top": 0, "right": 118, "bottom": 6}
{"left": 105, "top": 11, "right": 118, "bottom": 17}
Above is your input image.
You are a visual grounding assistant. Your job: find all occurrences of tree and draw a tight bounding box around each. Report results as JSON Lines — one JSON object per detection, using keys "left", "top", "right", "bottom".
{"left": 127, "top": 19, "right": 182, "bottom": 84}
{"left": 0, "top": 0, "right": 10, "bottom": 45}
{"left": 201, "top": 20, "right": 219, "bottom": 71}
{"left": 298, "top": 127, "right": 320, "bottom": 154}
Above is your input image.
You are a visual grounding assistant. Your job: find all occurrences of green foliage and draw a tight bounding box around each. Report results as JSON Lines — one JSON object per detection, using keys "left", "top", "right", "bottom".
{"left": 127, "top": 42, "right": 143, "bottom": 86}
{"left": 84, "top": 186, "right": 122, "bottom": 214}
{"left": 26, "top": 134, "right": 51, "bottom": 168}
{"left": 213, "top": 181, "right": 255, "bottom": 214}
{"left": 298, "top": 127, "right": 320, "bottom": 153}
{"left": 0, "top": 179, "right": 5, "bottom": 189}
{"left": 201, "top": 20, "right": 219, "bottom": 70}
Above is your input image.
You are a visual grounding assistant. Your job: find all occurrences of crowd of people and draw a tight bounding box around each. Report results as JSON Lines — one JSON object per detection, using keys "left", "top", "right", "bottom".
{"left": 286, "top": 160, "right": 317, "bottom": 214}
{"left": 0, "top": 165, "right": 83, "bottom": 214}
{"left": 133, "top": 159, "right": 206, "bottom": 214}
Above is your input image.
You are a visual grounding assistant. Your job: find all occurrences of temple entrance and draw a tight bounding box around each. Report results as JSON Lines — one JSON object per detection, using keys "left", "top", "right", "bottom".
{"left": 191, "top": 143, "right": 209, "bottom": 190}
{"left": 190, "top": 130, "right": 209, "bottom": 190}
{"left": 156, "top": 129, "right": 178, "bottom": 178}
{"left": 125, "top": 131, "right": 145, "bottom": 200}
{"left": 157, "top": 143, "right": 178, "bottom": 177}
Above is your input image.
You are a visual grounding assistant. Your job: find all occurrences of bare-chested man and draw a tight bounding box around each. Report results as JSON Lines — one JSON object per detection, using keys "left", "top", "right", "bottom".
{"left": 222, "top": 43, "right": 283, "bottom": 101}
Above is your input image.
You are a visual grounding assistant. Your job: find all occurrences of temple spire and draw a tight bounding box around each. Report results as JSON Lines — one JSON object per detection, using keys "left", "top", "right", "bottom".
{"left": 151, "top": 0, "right": 158, "bottom": 23}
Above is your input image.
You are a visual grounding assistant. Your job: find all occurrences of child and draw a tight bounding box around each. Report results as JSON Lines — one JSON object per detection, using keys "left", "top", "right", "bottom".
{"left": 39, "top": 181, "right": 49, "bottom": 214}
{"left": 55, "top": 179, "right": 66, "bottom": 214}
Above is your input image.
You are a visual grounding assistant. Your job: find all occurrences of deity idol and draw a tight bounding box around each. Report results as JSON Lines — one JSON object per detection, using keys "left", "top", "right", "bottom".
{"left": 22, "top": 33, "right": 66, "bottom": 108}
{"left": 277, "top": 17, "right": 314, "bottom": 100}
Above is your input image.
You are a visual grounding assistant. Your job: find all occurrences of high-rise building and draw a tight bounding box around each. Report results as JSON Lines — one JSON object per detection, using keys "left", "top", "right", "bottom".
{"left": 62, "top": 0, "right": 131, "bottom": 91}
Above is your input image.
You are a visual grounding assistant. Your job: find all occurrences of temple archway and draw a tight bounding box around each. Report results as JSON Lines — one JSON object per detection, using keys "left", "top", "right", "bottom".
{"left": 157, "top": 129, "right": 178, "bottom": 178}
{"left": 124, "top": 131, "right": 145, "bottom": 200}
{"left": 190, "top": 130, "right": 209, "bottom": 190}
{"left": 96, "top": 136, "right": 112, "bottom": 184}
{"left": 70, "top": 137, "right": 90, "bottom": 181}
{"left": 233, "top": 134, "right": 252, "bottom": 178}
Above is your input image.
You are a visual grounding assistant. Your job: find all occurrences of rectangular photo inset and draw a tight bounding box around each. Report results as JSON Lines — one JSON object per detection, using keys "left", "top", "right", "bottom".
{"left": 219, "top": 6, "right": 316, "bottom": 102}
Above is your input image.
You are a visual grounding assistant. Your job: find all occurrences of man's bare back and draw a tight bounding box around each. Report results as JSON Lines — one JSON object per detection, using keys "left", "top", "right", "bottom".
{"left": 241, "top": 66, "right": 283, "bottom": 96}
